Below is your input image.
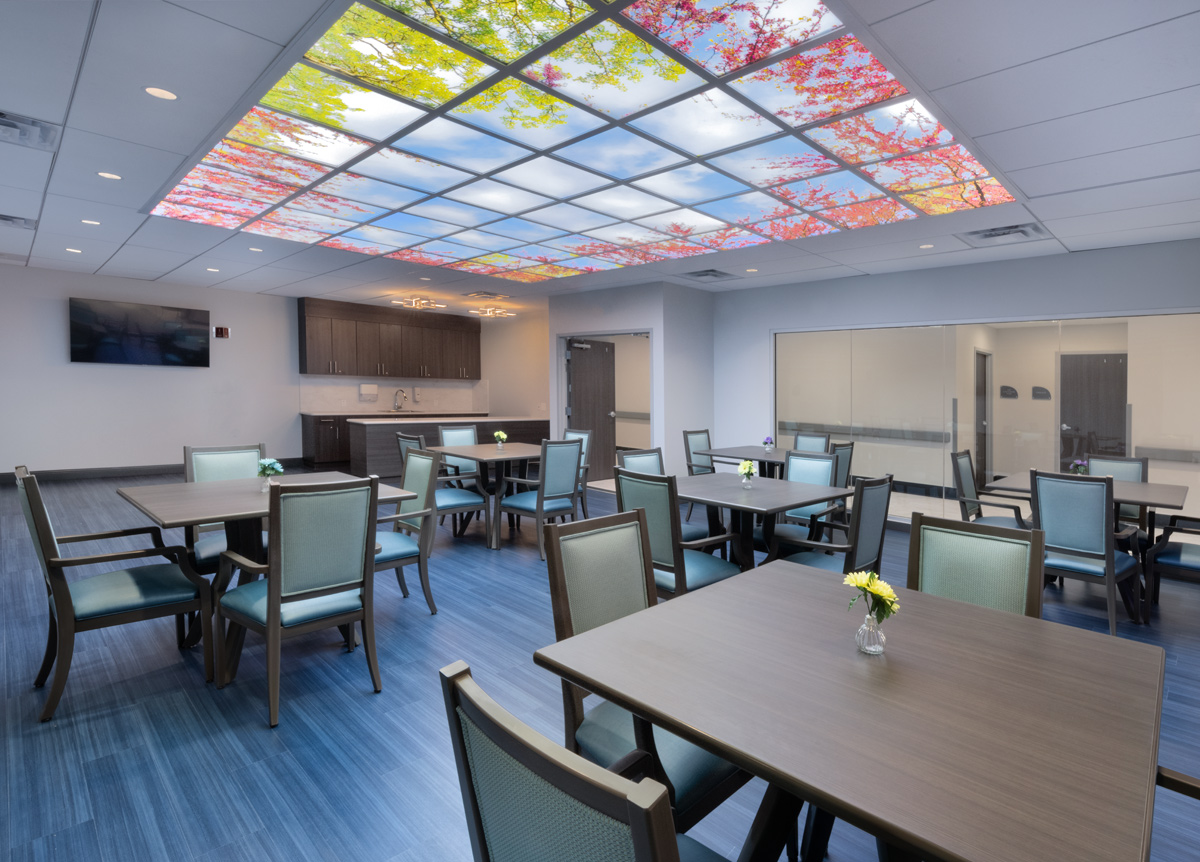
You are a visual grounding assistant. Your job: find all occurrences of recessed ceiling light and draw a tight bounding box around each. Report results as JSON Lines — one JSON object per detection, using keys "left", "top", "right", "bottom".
{"left": 419, "top": 277, "right": 432, "bottom": 281}
{"left": 919, "top": 244, "right": 934, "bottom": 249}
{"left": 746, "top": 268, "right": 758, "bottom": 272}
{"left": 248, "top": 247, "right": 263, "bottom": 252}
{"left": 81, "top": 219, "right": 100, "bottom": 225}
{"left": 66, "top": 248, "right": 82, "bottom": 253}
{"left": 144, "top": 87, "right": 177, "bottom": 100}
{"left": 206, "top": 267, "right": 220, "bottom": 272}
{"left": 97, "top": 172, "right": 121, "bottom": 180}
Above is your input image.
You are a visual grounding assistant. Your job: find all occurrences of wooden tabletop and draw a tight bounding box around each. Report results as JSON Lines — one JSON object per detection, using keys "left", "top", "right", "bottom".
{"left": 697, "top": 445, "right": 788, "bottom": 464}
{"left": 117, "top": 472, "right": 414, "bottom": 528}
{"left": 986, "top": 471, "right": 1188, "bottom": 510}
{"left": 674, "top": 471, "right": 847, "bottom": 515}
{"left": 429, "top": 442, "right": 543, "bottom": 463}
{"left": 534, "top": 562, "right": 1164, "bottom": 862}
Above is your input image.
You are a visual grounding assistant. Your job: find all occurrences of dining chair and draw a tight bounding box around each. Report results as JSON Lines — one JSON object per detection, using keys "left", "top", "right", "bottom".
{"left": 375, "top": 449, "right": 440, "bottom": 614}
{"left": 1087, "top": 452, "right": 1152, "bottom": 567}
{"left": 438, "top": 424, "right": 481, "bottom": 488}
{"left": 829, "top": 441, "right": 854, "bottom": 524}
{"left": 776, "top": 475, "right": 894, "bottom": 575}
{"left": 616, "top": 447, "right": 714, "bottom": 545}
{"left": 15, "top": 465, "right": 213, "bottom": 721}
{"left": 759, "top": 451, "right": 839, "bottom": 555}
{"left": 682, "top": 429, "right": 715, "bottom": 521}
{"left": 907, "top": 514, "right": 1045, "bottom": 617}
{"left": 1030, "top": 470, "right": 1142, "bottom": 635}
{"left": 614, "top": 467, "right": 740, "bottom": 598}
{"left": 543, "top": 510, "right": 749, "bottom": 833}
{"left": 399, "top": 431, "right": 489, "bottom": 538}
{"left": 564, "top": 427, "right": 593, "bottom": 518}
{"left": 949, "top": 449, "right": 1028, "bottom": 530}
{"left": 440, "top": 660, "right": 730, "bottom": 862}
{"left": 499, "top": 438, "right": 582, "bottom": 560}
{"left": 1144, "top": 514, "right": 1200, "bottom": 612}
{"left": 183, "top": 443, "right": 267, "bottom": 574}
{"left": 214, "top": 475, "right": 381, "bottom": 726}
{"left": 792, "top": 432, "right": 830, "bottom": 453}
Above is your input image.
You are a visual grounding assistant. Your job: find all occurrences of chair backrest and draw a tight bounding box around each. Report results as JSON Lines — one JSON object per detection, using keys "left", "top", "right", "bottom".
{"left": 907, "top": 514, "right": 1044, "bottom": 618}
{"left": 830, "top": 442, "right": 854, "bottom": 488}
{"left": 1030, "top": 470, "right": 1113, "bottom": 559}
{"left": 616, "top": 448, "right": 664, "bottom": 475}
{"left": 843, "top": 475, "right": 894, "bottom": 574}
{"left": 439, "top": 425, "right": 479, "bottom": 478}
{"left": 268, "top": 476, "right": 378, "bottom": 601}
{"left": 1086, "top": 453, "right": 1148, "bottom": 524}
{"left": 564, "top": 428, "right": 592, "bottom": 483}
{"left": 545, "top": 510, "right": 657, "bottom": 641}
{"left": 784, "top": 451, "right": 837, "bottom": 486}
{"left": 396, "top": 431, "right": 428, "bottom": 481}
{"left": 397, "top": 449, "right": 440, "bottom": 540}
{"left": 440, "top": 660, "right": 681, "bottom": 862}
{"left": 14, "top": 466, "right": 59, "bottom": 591}
{"left": 950, "top": 449, "right": 981, "bottom": 520}
{"left": 185, "top": 443, "right": 266, "bottom": 483}
{"left": 541, "top": 438, "right": 584, "bottom": 499}
{"left": 792, "top": 432, "right": 830, "bottom": 453}
{"left": 682, "top": 429, "right": 713, "bottom": 475}
{"left": 613, "top": 468, "right": 681, "bottom": 573}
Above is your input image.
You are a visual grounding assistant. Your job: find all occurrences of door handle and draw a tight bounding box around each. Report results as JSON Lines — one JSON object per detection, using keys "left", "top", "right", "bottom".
{"left": 608, "top": 411, "right": 616, "bottom": 418}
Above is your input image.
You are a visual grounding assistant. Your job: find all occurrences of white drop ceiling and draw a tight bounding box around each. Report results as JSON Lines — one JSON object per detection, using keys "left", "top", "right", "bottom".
{"left": 1, "top": 0, "right": 1198, "bottom": 316}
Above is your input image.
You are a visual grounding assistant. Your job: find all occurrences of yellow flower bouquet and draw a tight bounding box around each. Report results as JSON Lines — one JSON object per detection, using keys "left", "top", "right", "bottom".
{"left": 844, "top": 571, "right": 899, "bottom": 625}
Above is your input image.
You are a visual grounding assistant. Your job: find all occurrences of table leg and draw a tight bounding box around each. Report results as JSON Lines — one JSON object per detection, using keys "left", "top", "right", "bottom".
{"left": 731, "top": 510, "right": 755, "bottom": 570}
{"left": 489, "top": 461, "right": 503, "bottom": 550}
{"left": 736, "top": 784, "right": 804, "bottom": 862}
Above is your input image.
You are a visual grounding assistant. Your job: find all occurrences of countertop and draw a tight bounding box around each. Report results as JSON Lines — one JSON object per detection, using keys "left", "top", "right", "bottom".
{"left": 301, "top": 411, "right": 486, "bottom": 418}
{"left": 346, "top": 415, "right": 544, "bottom": 425}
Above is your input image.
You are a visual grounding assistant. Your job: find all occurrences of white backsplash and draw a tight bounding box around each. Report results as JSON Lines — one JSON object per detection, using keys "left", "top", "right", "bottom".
{"left": 300, "top": 376, "right": 489, "bottom": 414}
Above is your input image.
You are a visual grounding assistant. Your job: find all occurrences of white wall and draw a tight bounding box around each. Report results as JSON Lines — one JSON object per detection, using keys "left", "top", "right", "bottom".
{"left": 661, "top": 284, "right": 715, "bottom": 473}
{"left": 0, "top": 266, "right": 550, "bottom": 471}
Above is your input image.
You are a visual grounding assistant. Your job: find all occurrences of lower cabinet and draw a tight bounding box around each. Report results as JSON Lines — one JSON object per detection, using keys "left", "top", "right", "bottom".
{"left": 302, "top": 416, "right": 351, "bottom": 464}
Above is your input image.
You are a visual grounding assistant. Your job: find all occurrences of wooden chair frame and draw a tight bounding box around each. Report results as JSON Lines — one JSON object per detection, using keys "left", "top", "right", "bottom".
{"left": 950, "top": 449, "right": 1028, "bottom": 529}
{"left": 564, "top": 428, "right": 593, "bottom": 519}
{"left": 767, "top": 475, "right": 894, "bottom": 575}
{"left": 182, "top": 442, "right": 266, "bottom": 573}
{"left": 376, "top": 449, "right": 441, "bottom": 614}
{"left": 500, "top": 438, "right": 583, "bottom": 560}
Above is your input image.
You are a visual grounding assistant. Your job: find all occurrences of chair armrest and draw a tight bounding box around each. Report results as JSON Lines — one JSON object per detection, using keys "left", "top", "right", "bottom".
{"left": 1114, "top": 524, "right": 1139, "bottom": 542}
{"left": 57, "top": 525, "right": 166, "bottom": 546}
{"left": 608, "top": 749, "right": 656, "bottom": 782}
{"left": 377, "top": 507, "right": 434, "bottom": 525}
{"left": 680, "top": 531, "right": 737, "bottom": 551}
{"left": 962, "top": 496, "right": 1029, "bottom": 528}
{"left": 48, "top": 544, "right": 185, "bottom": 569}
{"left": 1167, "top": 515, "right": 1200, "bottom": 529}
{"left": 769, "top": 535, "right": 852, "bottom": 556}
{"left": 1158, "top": 766, "right": 1200, "bottom": 800}
{"left": 980, "top": 489, "right": 1031, "bottom": 502}
{"left": 215, "top": 550, "right": 267, "bottom": 594}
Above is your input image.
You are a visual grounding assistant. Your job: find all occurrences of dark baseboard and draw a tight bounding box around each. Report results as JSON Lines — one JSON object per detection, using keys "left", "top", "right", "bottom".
{"left": 3, "top": 457, "right": 306, "bottom": 485}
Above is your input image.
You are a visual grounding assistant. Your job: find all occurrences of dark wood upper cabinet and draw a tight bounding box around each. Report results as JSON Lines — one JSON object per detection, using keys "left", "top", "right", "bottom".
{"left": 298, "top": 298, "right": 479, "bottom": 379}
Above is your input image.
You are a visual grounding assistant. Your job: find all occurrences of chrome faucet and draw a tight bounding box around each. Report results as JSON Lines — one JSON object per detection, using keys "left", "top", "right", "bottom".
{"left": 393, "top": 388, "right": 409, "bottom": 410}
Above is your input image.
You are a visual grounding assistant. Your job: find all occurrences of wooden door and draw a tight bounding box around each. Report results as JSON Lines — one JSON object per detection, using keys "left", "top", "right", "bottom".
{"left": 302, "top": 315, "right": 333, "bottom": 374}
{"left": 356, "top": 322, "right": 381, "bottom": 377}
{"left": 974, "top": 351, "right": 990, "bottom": 486}
{"left": 331, "top": 318, "right": 357, "bottom": 375}
{"left": 566, "top": 338, "right": 616, "bottom": 480}
{"left": 1060, "top": 353, "right": 1127, "bottom": 469}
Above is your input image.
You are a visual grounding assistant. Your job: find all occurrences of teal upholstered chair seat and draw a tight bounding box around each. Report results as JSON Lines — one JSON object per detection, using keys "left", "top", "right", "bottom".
{"left": 972, "top": 515, "right": 1027, "bottom": 530}
{"left": 220, "top": 578, "right": 363, "bottom": 627}
{"left": 502, "top": 491, "right": 573, "bottom": 514}
{"left": 1044, "top": 550, "right": 1138, "bottom": 579}
{"left": 374, "top": 531, "right": 420, "bottom": 563}
{"left": 435, "top": 487, "right": 486, "bottom": 509}
{"left": 680, "top": 521, "right": 709, "bottom": 543}
{"left": 575, "top": 699, "right": 744, "bottom": 815}
{"left": 192, "top": 531, "right": 269, "bottom": 566}
{"left": 1152, "top": 542, "right": 1200, "bottom": 569}
{"left": 69, "top": 563, "right": 201, "bottom": 620}
{"left": 654, "top": 550, "right": 739, "bottom": 594}
{"left": 782, "top": 550, "right": 844, "bottom": 573}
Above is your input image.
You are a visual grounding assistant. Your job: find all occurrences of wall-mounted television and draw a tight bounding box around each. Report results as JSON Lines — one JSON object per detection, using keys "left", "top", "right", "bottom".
{"left": 69, "top": 298, "right": 210, "bottom": 367}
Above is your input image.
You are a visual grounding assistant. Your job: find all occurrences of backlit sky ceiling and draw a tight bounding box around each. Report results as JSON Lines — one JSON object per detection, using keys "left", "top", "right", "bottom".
{"left": 151, "top": 0, "right": 1015, "bottom": 284}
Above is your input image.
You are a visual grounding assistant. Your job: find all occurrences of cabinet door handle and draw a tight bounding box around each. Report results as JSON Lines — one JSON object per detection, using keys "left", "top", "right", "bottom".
{"left": 328, "top": 361, "right": 332, "bottom": 373}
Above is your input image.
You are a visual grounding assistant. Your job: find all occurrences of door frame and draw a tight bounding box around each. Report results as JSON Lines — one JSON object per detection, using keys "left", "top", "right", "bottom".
{"left": 556, "top": 331, "right": 656, "bottom": 449}
{"left": 974, "top": 349, "right": 992, "bottom": 486}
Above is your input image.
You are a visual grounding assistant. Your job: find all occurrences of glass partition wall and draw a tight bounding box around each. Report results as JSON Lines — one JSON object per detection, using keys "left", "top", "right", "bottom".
{"left": 775, "top": 314, "right": 1200, "bottom": 521}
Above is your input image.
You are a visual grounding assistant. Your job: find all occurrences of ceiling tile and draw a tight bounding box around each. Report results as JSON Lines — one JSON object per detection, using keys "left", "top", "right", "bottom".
{"left": 38, "top": 194, "right": 148, "bottom": 243}
{"left": 874, "top": 1, "right": 1200, "bottom": 91}
{"left": 1009, "top": 136, "right": 1200, "bottom": 198}
{"left": 172, "top": 0, "right": 329, "bottom": 46}
{"left": 208, "top": 265, "right": 307, "bottom": 291}
{"left": 977, "top": 85, "right": 1200, "bottom": 172}
{"left": 27, "top": 255, "right": 106, "bottom": 274}
{"left": 204, "top": 233, "right": 307, "bottom": 264}
{"left": 262, "top": 274, "right": 375, "bottom": 296}
{"left": 101, "top": 244, "right": 194, "bottom": 275}
{"left": 0, "top": 1, "right": 93, "bottom": 123}
{"left": 30, "top": 229, "right": 119, "bottom": 266}
{"left": 126, "top": 215, "right": 233, "bottom": 253}
{"left": 46, "top": 128, "right": 186, "bottom": 208}
{"left": 934, "top": 14, "right": 1200, "bottom": 136}
{"left": 0, "top": 183, "right": 45, "bottom": 220}
{"left": 0, "top": 225, "right": 34, "bottom": 257}
{"left": 162, "top": 257, "right": 261, "bottom": 286}
{"left": 0, "top": 142, "right": 54, "bottom": 192}
{"left": 1027, "top": 172, "right": 1200, "bottom": 221}
{"left": 269, "top": 244, "right": 368, "bottom": 273}
{"left": 68, "top": 1, "right": 284, "bottom": 155}
{"left": 841, "top": 0, "right": 932, "bottom": 25}
{"left": 817, "top": 234, "right": 972, "bottom": 265}
{"left": 1058, "top": 221, "right": 1200, "bottom": 252}
{"left": 1043, "top": 198, "right": 1200, "bottom": 238}
{"left": 852, "top": 239, "right": 1065, "bottom": 274}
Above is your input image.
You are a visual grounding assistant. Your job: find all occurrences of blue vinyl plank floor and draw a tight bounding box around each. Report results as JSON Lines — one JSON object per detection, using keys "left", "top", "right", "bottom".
{"left": 1, "top": 472, "right": 1198, "bottom": 860}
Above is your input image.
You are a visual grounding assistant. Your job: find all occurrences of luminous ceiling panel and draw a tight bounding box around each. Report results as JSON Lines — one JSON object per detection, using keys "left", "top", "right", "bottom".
{"left": 152, "top": 0, "right": 1015, "bottom": 284}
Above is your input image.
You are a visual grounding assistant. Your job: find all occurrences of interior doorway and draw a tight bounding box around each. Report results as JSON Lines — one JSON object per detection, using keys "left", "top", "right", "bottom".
{"left": 1059, "top": 353, "right": 1128, "bottom": 469}
{"left": 564, "top": 333, "right": 651, "bottom": 481}
{"left": 974, "top": 350, "right": 991, "bottom": 487}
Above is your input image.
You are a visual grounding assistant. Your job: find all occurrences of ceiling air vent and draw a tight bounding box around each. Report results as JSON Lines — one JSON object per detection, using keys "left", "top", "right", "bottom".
{"left": 956, "top": 223, "right": 1049, "bottom": 248}
{"left": 0, "top": 110, "right": 62, "bottom": 152}
{"left": 464, "top": 290, "right": 510, "bottom": 299}
{"left": 0, "top": 213, "right": 37, "bottom": 230}
{"left": 681, "top": 269, "right": 739, "bottom": 282}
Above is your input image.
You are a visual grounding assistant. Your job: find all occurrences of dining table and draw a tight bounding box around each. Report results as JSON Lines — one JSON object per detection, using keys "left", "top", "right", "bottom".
{"left": 534, "top": 560, "right": 1166, "bottom": 862}
{"left": 696, "top": 445, "right": 789, "bottom": 478}
{"left": 428, "top": 441, "right": 543, "bottom": 550}
{"left": 985, "top": 470, "right": 1189, "bottom": 513}
{"left": 674, "top": 471, "right": 849, "bottom": 569}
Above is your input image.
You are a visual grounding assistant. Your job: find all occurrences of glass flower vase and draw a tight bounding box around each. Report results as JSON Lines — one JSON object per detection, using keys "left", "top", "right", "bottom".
{"left": 856, "top": 613, "right": 886, "bottom": 655}
{"left": 260, "top": 477, "right": 270, "bottom": 494}
{"left": 741, "top": 476, "right": 752, "bottom": 489}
